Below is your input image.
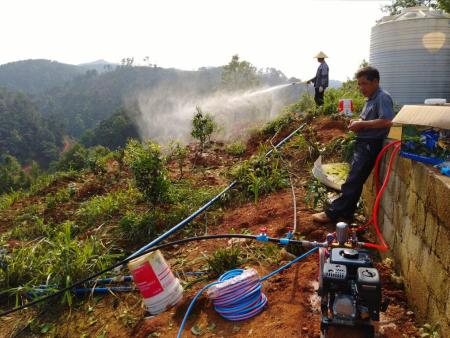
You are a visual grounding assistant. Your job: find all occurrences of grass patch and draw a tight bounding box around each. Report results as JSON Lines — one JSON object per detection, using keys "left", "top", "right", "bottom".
{"left": 117, "top": 180, "right": 223, "bottom": 245}
{"left": 0, "top": 190, "right": 24, "bottom": 211}
{"left": 76, "top": 187, "right": 143, "bottom": 226}
{"left": 0, "top": 220, "right": 121, "bottom": 306}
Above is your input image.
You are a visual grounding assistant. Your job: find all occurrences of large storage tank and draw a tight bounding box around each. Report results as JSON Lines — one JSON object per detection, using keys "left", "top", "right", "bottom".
{"left": 370, "top": 6, "right": 450, "bottom": 105}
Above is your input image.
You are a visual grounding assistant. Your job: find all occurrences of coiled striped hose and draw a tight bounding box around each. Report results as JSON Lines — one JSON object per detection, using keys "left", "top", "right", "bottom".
{"left": 177, "top": 246, "right": 318, "bottom": 338}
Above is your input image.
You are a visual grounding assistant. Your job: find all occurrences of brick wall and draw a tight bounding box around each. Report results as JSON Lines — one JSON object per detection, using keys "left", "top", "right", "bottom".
{"left": 362, "top": 149, "right": 450, "bottom": 336}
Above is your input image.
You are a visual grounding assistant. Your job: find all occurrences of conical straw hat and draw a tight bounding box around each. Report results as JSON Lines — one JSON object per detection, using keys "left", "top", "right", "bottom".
{"left": 314, "top": 51, "right": 328, "bottom": 58}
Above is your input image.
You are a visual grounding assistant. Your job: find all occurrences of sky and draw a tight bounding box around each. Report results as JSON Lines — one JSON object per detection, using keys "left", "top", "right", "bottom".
{"left": 1, "top": 0, "right": 392, "bottom": 81}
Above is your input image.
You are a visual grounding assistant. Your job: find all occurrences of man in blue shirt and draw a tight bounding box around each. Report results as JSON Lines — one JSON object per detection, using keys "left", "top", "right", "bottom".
{"left": 313, "top": 66, "right": 394, "bottom": 223}
{"left": 307, "top": 51, "right": 329, "bottom": 106}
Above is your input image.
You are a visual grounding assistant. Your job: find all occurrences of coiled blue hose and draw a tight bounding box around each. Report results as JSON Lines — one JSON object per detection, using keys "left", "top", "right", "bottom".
{"left": 177, "top": 246, "right": 318, "bottom": 338}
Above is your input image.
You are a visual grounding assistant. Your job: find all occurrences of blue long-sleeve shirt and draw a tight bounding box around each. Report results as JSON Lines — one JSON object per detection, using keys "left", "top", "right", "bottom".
{"left": 310, "top": 62, "right": 329, "bottom": 88}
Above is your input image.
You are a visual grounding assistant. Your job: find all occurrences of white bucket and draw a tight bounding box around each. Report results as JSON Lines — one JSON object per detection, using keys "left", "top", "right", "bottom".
{"left": 128, "top": 250, "right": 183, "bottom": 315}
{"left": 338, "top": 99, "right": 353, "bottom": 117}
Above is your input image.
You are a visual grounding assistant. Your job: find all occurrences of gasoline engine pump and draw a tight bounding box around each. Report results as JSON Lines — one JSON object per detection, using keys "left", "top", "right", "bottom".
{"left": 318, "top": 222, "right": 388, "bottom": 338}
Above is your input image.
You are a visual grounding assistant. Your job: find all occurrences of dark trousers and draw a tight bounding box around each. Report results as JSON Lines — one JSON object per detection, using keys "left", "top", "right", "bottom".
{"left": 325, "top": 138, "right": 383, "bottom": 220}
{"left": 314, "top": 87, "right": 325, "bottom": 106}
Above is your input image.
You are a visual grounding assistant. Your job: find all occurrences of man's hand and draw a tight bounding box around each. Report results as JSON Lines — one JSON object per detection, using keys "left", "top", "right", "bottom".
{"left": 319, "top": 86, "right": 324, "bottom": 93}
{"left": 348, "top": 119, "right": 365, "bottom": 132}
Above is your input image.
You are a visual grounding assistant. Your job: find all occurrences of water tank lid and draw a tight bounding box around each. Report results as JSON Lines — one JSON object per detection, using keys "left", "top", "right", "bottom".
{"left": 377, "top": 6, "right": 450, "bottom": 24}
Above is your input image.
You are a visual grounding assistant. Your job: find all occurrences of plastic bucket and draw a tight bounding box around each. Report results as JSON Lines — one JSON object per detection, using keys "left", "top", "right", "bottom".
{"left": 338, "top": 99, "right": 353, "bottom": 116}
{"left": 128, "top": 250, "right": 183, "bottom": 314}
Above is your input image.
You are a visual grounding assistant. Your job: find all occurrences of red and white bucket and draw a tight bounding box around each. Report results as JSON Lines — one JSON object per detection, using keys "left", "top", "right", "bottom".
{"left": 338, "top": 99, "right": 353, "bottom": 117}
{"left": 128, "top": 250, "right": 183, "bottom": 314}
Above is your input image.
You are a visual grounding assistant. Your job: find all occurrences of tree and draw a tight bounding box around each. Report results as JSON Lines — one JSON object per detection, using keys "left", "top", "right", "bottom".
{"left": 438, "top": 0, "right": 450, "bottom": 12}
{"left": 221, "top": 55, "right": 260, "bottom": 91}
{"left": 191, "top": 107, "right": 217, "bottom": 151}
{"left": 80, "top": 108, "right": 140, "bottom": 150}
{"left": 124, "top": 139, "right": 169, "bottom": 204}
{"left": 382, "top": 0, "right": 449, "bottom": 14}
{"left": 0, "top": 155, "right": 30, "bottom": 193}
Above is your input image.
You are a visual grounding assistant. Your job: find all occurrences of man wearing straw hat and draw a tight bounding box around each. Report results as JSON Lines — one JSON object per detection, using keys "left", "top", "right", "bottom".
{"left": 306, "top": 51, "right": 329, "bottom": 106}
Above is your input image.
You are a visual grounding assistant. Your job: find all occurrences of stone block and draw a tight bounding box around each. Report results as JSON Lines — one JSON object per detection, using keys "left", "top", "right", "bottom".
{"left": 424, "top": 212, "right": 439, "bottom": 251}
{"left": 411, "top": 162, "right": 429, "bottom": 197}
{"left": 423, "top": 253, "right": 448, "bottom": 304}
{"left": 406, "top": 265, "right": 430, "bottom": 321}
{"left": 427, "top": 297, "right": 447, "bottom": 336}
{"left": 446, "top": 288, "right": 450, "bottom": 324}
{"left": 425, "top": 173, "right": 438, "bottom": 218}
{"left": 433, "top": 174, "right": 450, "bottom": 228}
{"left": 397, "top": 156, "right": 412, "bottom": 185}
{"left": 406, "top": 231, "right": 424, "bottom": 269}
{"left": 395, "top": 179, "right": 407, "bottom": 204}
{"left": 435, "top": 225, "right": 450, "bottom": 270}
{"left": 381, "top": 190, "right": 394, "bottom": 222}
{"left": 382, "top": 213, "right": 395, "bottom": 246}
{"left": 387, "top": 166, "right": 398, "bottom": 196}
{"left": 415, "top": 199, "right": 426, "bottom": 235}
{"left": 398, "top": 225, "right": 411, "bottom": 276}
{"left": 407, "top": 192, "right": 418, "bottom": 224}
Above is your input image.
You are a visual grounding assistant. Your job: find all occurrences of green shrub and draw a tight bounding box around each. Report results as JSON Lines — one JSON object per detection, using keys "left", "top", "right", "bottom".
{"left": 117, "top": 181, "right": 220, "bottom": 245}
{"left": 260, "top": 112, "right": 295, "bottom": 135}
{"left": 86, "top": 146, "right": 112, "bottom": 174}
{"left": 56, "top": 143, "right": 89, "bottom": 171}
{"left": 56, "top": 144, "right": 112, "bottom": 173}
{"left": 45, "top": 186, "right": 74, "bottom": 210}
{"left": 286, "top": 93, "right": 317, "bottom": 114}
{"left": 231, "top": 146, "right": 288, "bottom": 203}
{"left": 0, "top": 155, "right": 31, "bottom": 193}
{"left": 124, "top": 139, "right": 169, "bottom": 204}
{"left": 169, "top": 141, "right": 189, "bottom": 178}
{"left": 191, "top": 107, "right": 217, "bottom": 150}
{"left": 305, "top": 178, "right": 329, "bottom": 210}
{"left": 119, "top": 210, "right": 160, "bottom": 244}
{"left": 226, "top": 142, "right": 246, "bottom": 156}
{"left": 206, "top": 246, "right": 245, "bottom": 278}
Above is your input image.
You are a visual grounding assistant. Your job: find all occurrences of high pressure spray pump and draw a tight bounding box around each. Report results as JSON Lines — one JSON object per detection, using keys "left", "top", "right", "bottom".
{"left": 318, "top": 222, "right": 388, "bottom": 338}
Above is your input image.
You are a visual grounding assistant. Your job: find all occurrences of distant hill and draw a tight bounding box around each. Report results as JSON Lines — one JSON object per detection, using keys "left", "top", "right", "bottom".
{"left": 78, "top": 59, "right": 118, "bottom": 73}
{"left": 0, "top": 59, "right": 84, "bottom": 94}
{"left": 35, "top": 65, "right": 224, "bottom": 137}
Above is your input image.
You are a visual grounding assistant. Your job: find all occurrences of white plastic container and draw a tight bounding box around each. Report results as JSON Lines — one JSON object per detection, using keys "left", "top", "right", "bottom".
{"left": 128, "top": 250, "right": 183, "bottom": 314}
{"left": 424, "top": 98, "right": 447, "bottom": 105}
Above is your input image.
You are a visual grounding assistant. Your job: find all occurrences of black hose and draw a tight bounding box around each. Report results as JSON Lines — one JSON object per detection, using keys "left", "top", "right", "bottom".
{"left": 0, "top": 234, "right": 304, "bottom": 317}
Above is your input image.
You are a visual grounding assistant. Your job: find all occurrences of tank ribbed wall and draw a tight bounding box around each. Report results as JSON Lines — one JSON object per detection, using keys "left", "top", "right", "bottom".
{"left": 370, "top": 7, "right": 450, "bottom": 105}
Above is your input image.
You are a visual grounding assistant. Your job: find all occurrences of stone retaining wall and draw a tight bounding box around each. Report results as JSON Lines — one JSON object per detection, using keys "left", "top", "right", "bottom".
{"left": 362, "top": 149, "right": 450, "bottom": 336}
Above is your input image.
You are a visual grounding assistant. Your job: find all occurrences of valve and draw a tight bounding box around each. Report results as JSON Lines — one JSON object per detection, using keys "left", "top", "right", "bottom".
{"left": 285, "top": 226, "right": 294, "bottom": 239}
{"left": 257, "top": 227, "right": 268, "bottom": 242}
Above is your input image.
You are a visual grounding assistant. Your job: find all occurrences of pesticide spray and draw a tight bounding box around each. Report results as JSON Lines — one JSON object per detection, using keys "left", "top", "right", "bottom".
{"left": 128, "top": 81, "right": 306, "bottom": 145}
